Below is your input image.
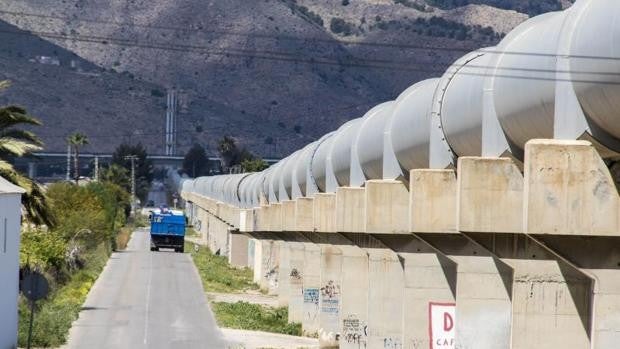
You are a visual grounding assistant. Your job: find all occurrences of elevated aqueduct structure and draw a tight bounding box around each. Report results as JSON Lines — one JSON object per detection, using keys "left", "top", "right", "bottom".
{"left": 172, "top": 1, "right": 620, "bottom": 348}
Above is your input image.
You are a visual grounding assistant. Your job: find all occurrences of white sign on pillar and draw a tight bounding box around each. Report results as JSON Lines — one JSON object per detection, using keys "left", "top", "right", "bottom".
{"left": 429, "top": 302, "right": 456, "bottom": 349}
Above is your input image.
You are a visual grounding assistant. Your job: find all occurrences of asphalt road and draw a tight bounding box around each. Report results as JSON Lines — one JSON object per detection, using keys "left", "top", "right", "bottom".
{"left": 146, "top": 181, "right": 167, "bottom": 207}
{"left": 65, "top": 230, "right": 229, "bottom": 349}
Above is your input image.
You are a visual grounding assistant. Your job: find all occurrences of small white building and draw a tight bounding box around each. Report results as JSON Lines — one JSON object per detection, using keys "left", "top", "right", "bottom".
{"left": 0, "top": 176, "right": 24, "bottom": 349}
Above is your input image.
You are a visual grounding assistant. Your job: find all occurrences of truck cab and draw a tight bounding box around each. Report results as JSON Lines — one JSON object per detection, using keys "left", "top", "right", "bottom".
{"left": 149, "top": 206, "right": 186, "bottom": 253}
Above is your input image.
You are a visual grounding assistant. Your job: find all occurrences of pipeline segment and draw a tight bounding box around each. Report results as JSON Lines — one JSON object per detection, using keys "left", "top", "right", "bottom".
{"left": 174, "top": 0, "right": 620, "bottom": 208}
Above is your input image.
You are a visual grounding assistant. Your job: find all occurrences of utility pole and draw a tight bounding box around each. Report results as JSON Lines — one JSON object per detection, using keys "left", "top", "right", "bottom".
{"left": 94, "top": 156, "right": 99, "bottom": 182}
{"left": 124, "top": 155, "right": 138, "bottom": 217}
{"left": 65, "top": 144, "right": 71, "bottom": 182}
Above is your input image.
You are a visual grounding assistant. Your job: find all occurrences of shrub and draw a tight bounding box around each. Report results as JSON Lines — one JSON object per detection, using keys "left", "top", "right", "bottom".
{"left": 330, "top": 18, "right": 355, "bottom": 36}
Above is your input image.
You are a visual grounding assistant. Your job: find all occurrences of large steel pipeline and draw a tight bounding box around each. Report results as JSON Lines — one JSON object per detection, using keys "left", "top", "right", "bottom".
{"left": 176, "top": 0, "right": 620, "bottom": 208}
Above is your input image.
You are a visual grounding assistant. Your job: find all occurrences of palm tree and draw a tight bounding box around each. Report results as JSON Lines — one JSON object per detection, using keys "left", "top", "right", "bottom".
{"left": 0, "top": 83, "right": 55, "bottom": 227}
{"left": 67, "top": 132, "right": 89, "bottom": 184}
{"left": 217, "top": 136, "right": 238, "bottom": 169}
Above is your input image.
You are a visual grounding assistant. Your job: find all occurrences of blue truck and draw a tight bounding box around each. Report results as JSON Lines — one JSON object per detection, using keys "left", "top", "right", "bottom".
{"left": 149, "top": 206, "right": 186, "bottom": 253}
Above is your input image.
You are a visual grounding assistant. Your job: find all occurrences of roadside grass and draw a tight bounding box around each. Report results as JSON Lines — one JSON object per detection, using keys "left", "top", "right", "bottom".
{"left": 186, "top": 241, "right": 304, "bottom": 337}
{"left": 185, "top": 227, "right": 200, "bottom": 238}
{"left": 17, "top": 243, "right": 110, "bottom": 347}
{"left": 212, "top": 301, "right": 302, "bottom": 336}
{"left": 115, "top": 226, "right": 133, "bottom": 250}
{"left": 186, "top": 241, "right": 258, "bottom": 293}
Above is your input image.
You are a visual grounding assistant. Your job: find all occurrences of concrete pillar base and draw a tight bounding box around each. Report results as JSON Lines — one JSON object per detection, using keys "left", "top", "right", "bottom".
{"left": 227, "top": 232, "right": 249, "bottom": 268}
{"left": 420, "top": 233, "right": 513, "bottom": 349}
{"left": 469, "top": 232, "right": 593, "bottom": 349}
{"left": 378, "top": 235, "right": 457, "bottom": 349}
{"left": 346, "top": 233, "right": 404, "bottom": 349}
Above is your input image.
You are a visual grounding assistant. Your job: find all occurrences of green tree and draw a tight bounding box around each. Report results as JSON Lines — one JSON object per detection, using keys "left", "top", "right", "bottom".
{"left": 241, "top": 158, "right": 269, "bottom": 173}
{"left": 111, "top": 143, "right": 153, "bottom": 200}
{"left": 217, "top": 136, "right": 255, "bottom": 171}
{"left": 0, "top": 81, "right": 55, "bottom": 227}
{"left": 183, "top": 143, "right": 208, "bottom": 177}
{"left": 100, "top": 164, "right": 130, "bottom": 190}
{"left": 67, "top": 132, "right": 89, "bottom": 184}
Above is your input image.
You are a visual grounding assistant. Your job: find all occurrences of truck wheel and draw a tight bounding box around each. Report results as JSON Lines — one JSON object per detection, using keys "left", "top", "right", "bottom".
{"left": 151, "top": 247, "right": 158, "bottom": 252}
{"left": 178, "top": 246, "right": 185, "bottom": 253}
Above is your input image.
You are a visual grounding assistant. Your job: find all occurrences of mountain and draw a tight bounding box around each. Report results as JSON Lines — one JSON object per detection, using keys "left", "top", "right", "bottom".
{"left": 0, "top": 0, "right": 572, "bottom": 157}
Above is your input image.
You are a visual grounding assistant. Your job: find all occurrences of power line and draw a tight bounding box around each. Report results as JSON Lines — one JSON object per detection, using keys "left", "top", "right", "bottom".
{"left": 0, "top": 8, "right": 483, "bottom": 53}
{"left": 3, "top": 8, "right": 620, "bottom": 62}
{"left": 5, "top": 26, "right": 620, "bottom": 81}
{"left": 0, "top": 28, "right": 450, "bottom": 72}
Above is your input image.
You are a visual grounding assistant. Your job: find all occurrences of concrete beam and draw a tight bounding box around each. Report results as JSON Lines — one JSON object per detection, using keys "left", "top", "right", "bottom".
{"left": 269, "top": 203, "right": 283, "bottom": 232}
{"left": 282, "top": 201, "right": 296, "bottom": 232}
{"left": 410, "top": 169, "right": 457, "bottom": 233}
{"left": 365, "top": 180, "right": 410, "bottom": 234}
{"left": 238, "top": 208, "right": 254, "bottom": 233}
{"left": 524, "top": 139, "right": 620, "bottom": 236}
{"left": 313, "top": 193, "right": 337, "bottom": 233}
{"left": 336, "top": 187, "right": 366, "bottom": 233}
{"left": 295, "top": 198, "right": 315, "bottom": 232}
{"left": 457, "top": 157, "right": 523, "bottom": 233}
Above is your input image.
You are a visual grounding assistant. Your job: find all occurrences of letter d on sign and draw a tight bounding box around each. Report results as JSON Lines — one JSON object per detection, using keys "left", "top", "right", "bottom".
{"left": 429, "top": 302, "right": 456, "bottom": 349}
{"left": 444, "top": 312, "right": 454, "bottom": 332}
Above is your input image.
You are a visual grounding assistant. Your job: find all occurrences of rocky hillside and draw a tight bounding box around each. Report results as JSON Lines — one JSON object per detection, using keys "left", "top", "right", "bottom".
{"left": 0, "top": 0, "right": 572, "bottom": 157}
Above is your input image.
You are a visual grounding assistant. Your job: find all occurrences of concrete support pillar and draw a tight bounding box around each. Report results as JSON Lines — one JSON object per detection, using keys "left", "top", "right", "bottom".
{"left": 334, "top": 236, "right": 369, "bottom": 349}
{"left": 288, "top": 240, "right": 306, "bottom": 323}
{"left": 522, "top": 139, "right": 620, "bottom": 348}
{"left": 378, "top": 235, "right": 457, "bottom": 349}
{"left": 303, "top": 232, "right": 355, "bottom": 348}
{"left": 278, "top": 238, "right": 292, "bottom": 307}
{"left": 252, "top": 236, "right": 280, "bottom": 293}
{"left": 470, "top": 233, "right": 592, "bottom": 349}
{"left": 420, "top": 233, "right": 513, "bottom": 349}
{"left": 227, "top": 232, "right": 249, "bottom": 268}
{"left": 347, "top": 233, "right": 404, "bottom": 349}
{"left": 458, "top": 153, "right": 595, "bottom": 349}
{"left": 247, "top": 238, "right": 256, "bottom": 269}
{"left": 302, "top": 238, "right": 322, "bottom": 336}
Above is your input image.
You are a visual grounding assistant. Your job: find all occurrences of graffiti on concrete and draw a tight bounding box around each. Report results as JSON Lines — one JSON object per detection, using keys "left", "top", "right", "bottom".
{"left": 429, "top": 302, "right": 456, "bottom": 349}
{"left": 410, "top": 339, "right": 427, "bottom": 349}
{"left": 342, "top": 315, "right": 367, "bottom": 348}
{"left": 383, "top": 338, "right": 402, "bottom": 349}
{"left": 304, "top": 288, "right": 320, "bottom": 305}
{"left": 303, "top": 287, "right": 320, "bottom": 321}
{"left": 321, "top": 280, "right": 341, "bottom": 298}
{"left": 321, "top": 280, "right": 340, "bottom": 315}
{"left": 290, "top": 268, "right": 302, "bottom": 280}
{"left": 265, "top": 267, "right": 278, "bottom": 289}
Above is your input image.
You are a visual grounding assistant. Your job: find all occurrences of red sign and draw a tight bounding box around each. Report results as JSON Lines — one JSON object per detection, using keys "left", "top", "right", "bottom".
{"left": 428, "top": 302, "right": 456, "bottom": 349}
